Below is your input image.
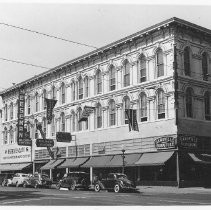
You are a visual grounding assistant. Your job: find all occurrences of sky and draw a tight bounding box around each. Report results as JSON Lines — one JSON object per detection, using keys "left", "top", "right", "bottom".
{"left": 0, "top": 0, "right": 211, "bottom": 106}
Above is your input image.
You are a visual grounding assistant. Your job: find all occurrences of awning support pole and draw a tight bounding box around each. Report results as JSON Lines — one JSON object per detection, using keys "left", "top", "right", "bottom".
{"left": 176, "top": 151, "right": 180, "bottom": 188}
{"left": 90, "top": 167, "right": 93, "bottom": 185}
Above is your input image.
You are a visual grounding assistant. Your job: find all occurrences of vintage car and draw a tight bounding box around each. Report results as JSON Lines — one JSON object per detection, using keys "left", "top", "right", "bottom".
{"left": 9, "top": 173, "right": 30, "bottom": 187}
{"left": 94, "top": 173, "right": 136, "bottom": 193}
{"left": 56, "top": 172, "right": 90, "bottom": 190}
{"left": 0, "top": 173, "right": 14, "bottom": 187}
{"left": 22, "top": 173, "right": 52, "bottom": 188}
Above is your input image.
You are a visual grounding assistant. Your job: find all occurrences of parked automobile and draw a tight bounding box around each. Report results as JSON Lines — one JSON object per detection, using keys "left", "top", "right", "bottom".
{"left": 22, "top": 173, "right": 52, "bottom": 189}
{"left": 0, "top": 173, "right": 14, "bottom": 187}
{"left": 10, "top": 173, "right": 30, "bottom": 187}
{"left": 56, "top": 172, "right": 90, "bottom": 190}
{"left": 94, "top": 173, "right": 136, "bottom": 193}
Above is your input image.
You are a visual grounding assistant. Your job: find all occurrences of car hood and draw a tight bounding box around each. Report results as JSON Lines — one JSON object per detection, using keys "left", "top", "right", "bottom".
{"left": 118, "top": 177, "right": 133, "bottom": 185}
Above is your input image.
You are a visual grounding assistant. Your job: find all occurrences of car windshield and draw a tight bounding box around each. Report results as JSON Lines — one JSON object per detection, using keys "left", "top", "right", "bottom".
{"left": 116, "top": 174, "right": 127, "bottom": 179}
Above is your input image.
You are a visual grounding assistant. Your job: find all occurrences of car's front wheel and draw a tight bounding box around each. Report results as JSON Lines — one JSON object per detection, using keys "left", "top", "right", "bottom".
{"left": 114, "top": 184, "right": 121, "bottom": 193}
{"left": 70, "top": 182, "right": 76, "bottom": 191}
{"left": 56, "top": 183, "right": 61, "bottom": 190}
{"left": 94, "top": 184, "right": 101, "bottom": 192}
{"left": 16, "top": 182, "right": 19, "bottom": 187}
{"left": 34, "top": 182, "right": 39, "bottom": 189}
{"left": 23, "top": 182, "right": 27, "bottom": 188}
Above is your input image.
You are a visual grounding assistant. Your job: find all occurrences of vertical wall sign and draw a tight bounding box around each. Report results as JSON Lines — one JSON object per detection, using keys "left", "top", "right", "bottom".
{"left": 17, "top": 88, "right": 31, "bottom": 146}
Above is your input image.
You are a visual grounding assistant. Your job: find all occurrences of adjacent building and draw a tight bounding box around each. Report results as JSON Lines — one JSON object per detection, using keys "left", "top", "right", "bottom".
{"left": 1, "top": 17, "right": 211, "bottom": 187}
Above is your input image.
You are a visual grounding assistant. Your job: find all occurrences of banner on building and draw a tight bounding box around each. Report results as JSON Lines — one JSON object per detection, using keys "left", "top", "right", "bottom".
{"left": 45, "top": 98, "right": 57, "bottom": 124}
{"left": 17, "top": 88, "right": 32, "bottom": 146}
{"left": 125, "top": 109, "right": 139, "bottom": 132}
{"left": 78, "top": 106, "right": 95, "bottom": 122}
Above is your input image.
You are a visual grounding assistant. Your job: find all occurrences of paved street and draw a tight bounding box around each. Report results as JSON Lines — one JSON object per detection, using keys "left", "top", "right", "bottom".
{"left": 1, "top": 186, "right": 211, "bottom": 205}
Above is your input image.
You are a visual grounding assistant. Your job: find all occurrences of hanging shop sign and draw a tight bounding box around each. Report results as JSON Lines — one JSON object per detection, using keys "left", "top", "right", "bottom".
{"left": 178, "top": 135, "right": 198, "bottom": 149}
{"left": 56, "top": 132, "right": 72, "bottom": 142}
{"left": 36, "top": 139, "right": 54, "bottom": 147}
{"left": 154, "top": 136, "right": 176, "bottom": 150}
{"left": 17, "top": 88, "right": 32, "bottom": 146}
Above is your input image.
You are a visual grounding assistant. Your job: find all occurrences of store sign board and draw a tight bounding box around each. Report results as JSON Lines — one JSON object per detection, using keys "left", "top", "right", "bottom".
{"left": 154, "top": 136, "right": 176, "bottom": 150}
{"left": 17, "top": 88, "right": 31, "bottom": 146}
{"left": 178, "top": 135, "right": 198, "bottom": 149}
{"left": 56, "top": 132, "right": 72, "bottom": 142}
{"left": 1, "top": 146, "right": 31, "bottom": 164}
{"left": 36, "top": 139, "right": 54, "bottom": 147}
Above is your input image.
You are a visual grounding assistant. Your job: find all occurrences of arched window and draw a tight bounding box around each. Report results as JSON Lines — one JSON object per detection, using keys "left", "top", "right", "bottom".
{"left": 71, "top": 82, "right": 75, "bottom": 101}
{"left": 139, "top": 92, "right": 147, "bottom": 122}
{"left": 123, "top": 60, "right": 130, "bottom": 87}
{"left": 61, "top": 83, "right": 65, "bottom": 104}
{"left": 156, "top": 48, "right": 164, "bottom": 77}
{"left": 184, "top": 47, "right": 191, "bottom": 76}
{"left": 96, "top": 103, "right": 102, "bottom": 128}
{"left": 109, "top": 65, "right": 116, "bottom": 91}
{"left": 61, "top": 113, "right": 65, "bottom": 132}
{"left": 5, "top": 104, "right": 8, "bottom": 121}
{"left": 72, "top": 112, "right": 76, "bottom": 132}
{"left": 3, "top": 127, "right": 8, "bottom": 144}
{"left": 186, "top": 88, "right": 193, "bottom": 118}
{"left": 52, "top": 86, "right": 57, "bottom": 100}
{"left": 35, "top": 93, "right": 39, "bottom": 112}
{"left": 109, "top": 99, "right": 116, "bottom": 126}
{"left": 51, "top": 116, "right": 55, "bottom": 136}
{"left": 96, "top": 70, "right": 102, "bottom": 94}
{"left": 10, "top": 103, "right": 13, "bottom": 120}
{"left": 202, "top": 52, "right": 208, "bottom": 81}
{"left": 157, "top": 89, "right": 165, "bottom": 119}
{"left": 139, "top": 55, "right": 146, "bottom": 82}
{"left": 204, "top": 91, "right": 211, "bottom": 120}
{"left": 43, "top": 118, "right": 47, "bottom": 136}
{"left": 27, "top": 96, "right": 31, "bottom": 115}
{"left": 84, "top": 76, "right": 89, "bottom": 98}
{"left": 78, "top": 77, "right": 83, "bottom": 99}
{"left": 42, "top": 89, "right": 47, "bottom": 110}
{"left": 78, "top": 108, "right": 82, "bottom": 131}
{"left": 123, "top": 96, "right": 130, "bottom": 124}
{"left": 9, "top": 127, "right": 14, "bottom": 144}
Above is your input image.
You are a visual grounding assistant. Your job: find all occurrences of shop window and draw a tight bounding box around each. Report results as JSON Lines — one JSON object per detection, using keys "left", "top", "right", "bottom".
{"left": 109, "top": 65, "right": 116, "bottom": 91}
{"left": 157, "top": 89, "right": 165, "bottom": 119}
{"left": 202, "top": 52, "right": 208, "bottom": 81}
{"left": 96, "top": 103, "right": 102, "bottom": 128}
{"left": 123, "top": 96, "right": 130, "bottom": 124}
{"left": 139, "top": 54, "right": 146, "bottom": 82}
{"left": 204, "top": 91, "right": 211, "bottom": 120}
{"left": 156, "top": 48, "right": 164, "bottom": 77}
{"left": 140, "top": 92, "right": 147, "bottom": 122}
{"left": 78, "top": 77, "right": 83, "bottom": 99}
{"left": 184, "top": 47, "right": 191, "bottom": 76}
{"left": 96, "top": 70, "right": 102, "bottom": 94}
{"left": 84, "top": 76, "right": 89, "bottom": 98}
{"left": 123, "top": 60, "right": 130, "bottom": 87}
{"left": 186, "top": 88, "right": 193, "bottom": 118}
{"left": 109, "top": 99, "right": 116, "bottom": 126}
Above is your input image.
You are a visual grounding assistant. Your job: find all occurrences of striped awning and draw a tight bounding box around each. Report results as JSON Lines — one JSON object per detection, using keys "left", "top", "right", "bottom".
{"left": 0, "top": 163, "right": 32, "bottom": 171}
{"left": 189, "top": 153, "right": 211, "bottom": 164}
{"left": 40, "top": 159, "right": 65, "bottom": 170}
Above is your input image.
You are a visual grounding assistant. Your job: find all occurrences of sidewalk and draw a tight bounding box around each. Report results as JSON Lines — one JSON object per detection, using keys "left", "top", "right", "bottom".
{"left": 136, "top": 186, "right": 211, "bottom": 194}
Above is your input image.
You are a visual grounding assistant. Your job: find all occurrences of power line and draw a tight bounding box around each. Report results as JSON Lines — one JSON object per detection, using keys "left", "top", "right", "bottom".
{"left": 0, "top": 57, "right": 50, "bottom": 69}
{"left": 0, "top": 22, "right": 98, "bottom": 49}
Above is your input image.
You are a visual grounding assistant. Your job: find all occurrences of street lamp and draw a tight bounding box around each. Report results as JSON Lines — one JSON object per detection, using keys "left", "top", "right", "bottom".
{"left": 121, "top": 145, "right": 125, "bottom": 174}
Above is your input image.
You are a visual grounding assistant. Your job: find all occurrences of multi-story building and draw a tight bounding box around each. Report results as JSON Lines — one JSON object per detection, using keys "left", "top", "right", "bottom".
{"left": 1, "top": 17, "right": 211, "bottom": 187}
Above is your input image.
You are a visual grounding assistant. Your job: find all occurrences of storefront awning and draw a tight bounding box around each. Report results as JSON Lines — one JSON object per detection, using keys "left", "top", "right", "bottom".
{"left": 135, "top": 151, "right": 174, "bottom": 166}
{"left": 57, "top": 158, "right": 76, "bottom": 168}
{"left": 107, "top": 153, "right": 142, "bottom": 167}
{"left": 40, "top": 159, "right": 65, "bottom": 170}
{"left": 71, "top": 157, "right": 89, "bottom": 167}
{"left": 0, "top": 163, "right": 32, "bottom": 171}
{"left": 81, "top": 155, "right": 113, "bottom": 167}
{"left": 189, "top": 153, "right": 211, "bottom": 164}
